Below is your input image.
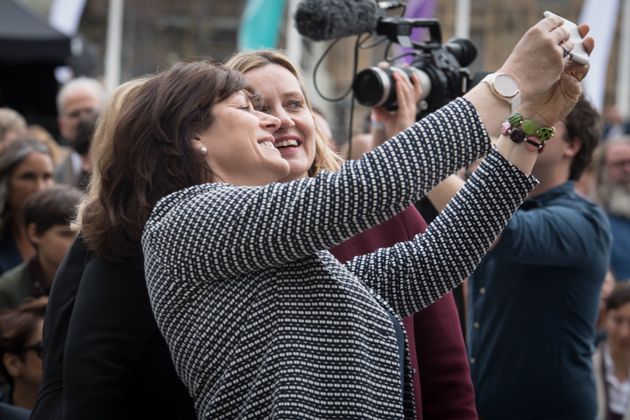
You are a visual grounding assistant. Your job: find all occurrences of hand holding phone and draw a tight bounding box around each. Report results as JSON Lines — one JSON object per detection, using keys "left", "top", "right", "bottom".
{"left": 543, "top": 11, "right": 590, "bottom": 66}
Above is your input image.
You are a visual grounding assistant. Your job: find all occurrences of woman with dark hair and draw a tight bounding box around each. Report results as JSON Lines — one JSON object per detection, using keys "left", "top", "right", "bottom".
{"left": 0, "top": 298, "right": 46, "bottom": 410}
{"left": 0, "top": 139, "right": 54, "bottom": 275}
{"left": 31, "top": 79, "right": 197, "bottom": 420}
{"left": 595, "top": 282, "right": 630, "bottom": 420}
{"left": 38, "top": 16, "right": 591, "bottom": 419}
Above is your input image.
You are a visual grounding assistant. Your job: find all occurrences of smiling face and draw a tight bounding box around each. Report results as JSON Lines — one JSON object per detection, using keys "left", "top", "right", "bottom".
{"left": 195, "top": 90, "right": 289, "bottom": 186}
{"left": 244, "top": 64, "right": 316, "bottom": 182}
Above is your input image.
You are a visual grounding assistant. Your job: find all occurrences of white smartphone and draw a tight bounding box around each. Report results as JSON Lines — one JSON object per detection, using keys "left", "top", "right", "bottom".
{"left": 543, "top": 11, "right": 589, "bottom": 66}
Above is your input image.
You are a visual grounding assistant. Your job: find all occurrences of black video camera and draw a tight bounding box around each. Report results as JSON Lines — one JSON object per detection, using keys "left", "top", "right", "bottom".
{"left": 352, "top": 18, "right": 477, "bottom": 115}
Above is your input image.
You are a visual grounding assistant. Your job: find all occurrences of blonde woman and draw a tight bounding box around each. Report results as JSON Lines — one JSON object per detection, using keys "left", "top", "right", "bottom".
{"left": 226, "top": 49, "right": 477, "bottom": 419}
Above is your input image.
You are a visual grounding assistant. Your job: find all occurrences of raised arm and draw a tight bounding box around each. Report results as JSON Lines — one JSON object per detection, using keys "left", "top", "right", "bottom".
{"left": 143, "top": 16, "right": 591, "bottom": 284}
{"left": 345, "top": 150, "right": 536, "bottom": 317}
{"left": 143, "top": 98, "right": 489, "bottom": 282}
{"left": 428, "top": 18, "right": 593, "bottom": 209}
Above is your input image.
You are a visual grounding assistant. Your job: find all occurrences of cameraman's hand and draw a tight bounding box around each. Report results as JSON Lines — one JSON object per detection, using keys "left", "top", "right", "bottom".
{"left": 500, "top": 16, "right": 593, "bottom": 126}
{"left": 372, "top": 68, "right": 422, "bottom": 143}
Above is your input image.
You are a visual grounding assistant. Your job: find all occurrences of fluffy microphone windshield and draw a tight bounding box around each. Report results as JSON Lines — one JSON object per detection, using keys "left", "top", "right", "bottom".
{"left": 294, "top": 0, "right": 381, "bottom": 41}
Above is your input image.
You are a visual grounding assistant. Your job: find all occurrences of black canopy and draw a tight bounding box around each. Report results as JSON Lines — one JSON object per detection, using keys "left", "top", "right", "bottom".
{"left": 0, "top": 0, "right": 74, "bottom": 137}
{"left": 0, "top": 0, "right": 71, "bottom": 64}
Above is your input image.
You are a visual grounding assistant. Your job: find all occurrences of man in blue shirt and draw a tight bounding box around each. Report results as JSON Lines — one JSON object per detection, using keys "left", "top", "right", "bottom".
{"left": 468, "top": 96, "right": 612, "bottom": 419}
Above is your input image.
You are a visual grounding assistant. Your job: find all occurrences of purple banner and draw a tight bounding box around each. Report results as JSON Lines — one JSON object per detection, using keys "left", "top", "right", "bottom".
{"left": 401, "top": 0, "right": 436, "bottom": 62}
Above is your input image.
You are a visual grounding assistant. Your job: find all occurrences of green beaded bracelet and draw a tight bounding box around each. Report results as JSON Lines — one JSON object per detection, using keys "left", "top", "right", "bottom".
{"left": 501, "top": 112, "right": 556, "bottom": 146}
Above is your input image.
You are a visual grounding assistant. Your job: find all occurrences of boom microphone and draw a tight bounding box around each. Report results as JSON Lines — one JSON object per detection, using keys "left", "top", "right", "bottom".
{"left": 294, "top": 0, "right": 382, "bottom": 41}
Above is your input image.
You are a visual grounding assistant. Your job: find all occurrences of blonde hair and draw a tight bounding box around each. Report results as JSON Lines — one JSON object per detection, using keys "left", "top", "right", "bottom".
{"left": 75, "top": 61, "right": 250, "bottom": 264}
{"left": 225, "top": 49, "right": 343, "bottom": 175}
{"left": 73, "top": 78, "right": 148, "bottom": 236}
{"left": 26, "top": 125, "right": 61, "bottom": 165}
{"left": 0, "top": 107, "right": 27, "bottom": 145}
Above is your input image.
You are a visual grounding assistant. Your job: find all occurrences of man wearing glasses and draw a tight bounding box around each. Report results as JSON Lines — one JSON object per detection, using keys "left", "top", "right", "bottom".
{"left": 0, "top": 299, "right": 46, "bottom": 413}
{"left": 596, "top": 135, "right": 630, "bottom": 282}
{"left": 54, "top": 77, "right": 104, "bottom": 188}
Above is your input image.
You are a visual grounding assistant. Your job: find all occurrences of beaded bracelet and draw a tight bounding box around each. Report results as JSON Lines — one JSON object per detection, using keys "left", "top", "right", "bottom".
{"left": 501, "top": 112, "right": 555, "bottom": 153}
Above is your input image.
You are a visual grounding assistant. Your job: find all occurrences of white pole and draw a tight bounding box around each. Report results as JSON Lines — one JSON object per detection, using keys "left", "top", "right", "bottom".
{"left": 104, "top": 0, "right": 124, "bottom": 93}
{"left": 454, "top": 0, "right": 470, "bottom": 39}
{"left": 49, "top": 0, "right": 87, "bottom": 36}
{"left": 618, "top": 0, "right": 630, "bottom": 118}
{"left": 579, "top": 0, "right": 620, "bottom": 112}
{"left": 286, "top": 0, "right": 302, "bottom": 65}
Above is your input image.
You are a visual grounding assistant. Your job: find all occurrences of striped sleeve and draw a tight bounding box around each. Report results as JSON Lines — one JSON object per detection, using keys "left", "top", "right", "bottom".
{"left": 142, "top": 98, "right": 491, "bottom": 282}
{"left": 346, "top": 149, "right": 538, "bottom": 317}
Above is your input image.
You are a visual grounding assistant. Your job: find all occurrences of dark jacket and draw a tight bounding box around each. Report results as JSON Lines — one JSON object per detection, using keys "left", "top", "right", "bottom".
{"left": 0, "top": 231, "right": 21, "bottom": 276}
{"left": 0, "top": 261, "right": 31, "bottom": 311}
{"left": 0, "top": 258, "right": 48, "bottom": 311}
{"left": 0, "top": 402, "right": 30, "bottom": 420}
{"left": 30, "top": 237, "right": 196, "bottom": 420}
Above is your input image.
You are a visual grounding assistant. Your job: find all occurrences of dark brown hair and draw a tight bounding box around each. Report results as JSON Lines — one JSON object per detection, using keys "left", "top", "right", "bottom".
{"left": 606, "top": 282, "right": 630, "bottom": 311}
{"left": 0, "top": 299, "right": 46, "bottom": 385}
{"left": 24, "top": 185, "right": 84, "bottom": 235}
{"left": 564, "top": 95, "right": 602, "bottom": 181}
{"left": 77, "top": 60, "right": 248, "bottom": 265}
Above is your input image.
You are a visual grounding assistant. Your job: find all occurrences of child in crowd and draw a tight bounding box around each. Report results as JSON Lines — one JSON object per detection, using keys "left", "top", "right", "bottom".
{"left": 0, "top": 186, "right": 83, "bottom": 311}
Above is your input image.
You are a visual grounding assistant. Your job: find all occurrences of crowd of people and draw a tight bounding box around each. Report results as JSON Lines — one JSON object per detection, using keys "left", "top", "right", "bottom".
{"left": 0, "top": 13, "right": 628, "bottom": 420}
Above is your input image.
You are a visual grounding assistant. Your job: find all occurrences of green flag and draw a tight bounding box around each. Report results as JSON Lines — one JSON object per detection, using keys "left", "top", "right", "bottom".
{"left": 238, "top": 0, "right": 286, "bottom": 50}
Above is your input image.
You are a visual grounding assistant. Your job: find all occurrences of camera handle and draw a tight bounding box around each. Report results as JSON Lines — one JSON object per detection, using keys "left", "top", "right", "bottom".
{"left": 376, "top": 17, "right": 442, "bottom": 48}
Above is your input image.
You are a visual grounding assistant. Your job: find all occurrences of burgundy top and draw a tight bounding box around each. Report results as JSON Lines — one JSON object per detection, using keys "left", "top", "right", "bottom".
{"left": 330, "top": 206, "right": 477, "bottom": 420}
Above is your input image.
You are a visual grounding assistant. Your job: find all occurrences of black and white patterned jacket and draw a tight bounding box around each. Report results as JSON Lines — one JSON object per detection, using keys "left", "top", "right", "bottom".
{"left": 142, "top": 98, "right": 537, "bottom": 419}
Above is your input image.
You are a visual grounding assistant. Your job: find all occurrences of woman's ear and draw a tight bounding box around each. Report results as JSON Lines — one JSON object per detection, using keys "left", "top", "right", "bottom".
{"left": 3, "top": 352, "right": 23, "bottom": 378}
{"left": 190, "top": 138, "right": 208, "bottom": 156}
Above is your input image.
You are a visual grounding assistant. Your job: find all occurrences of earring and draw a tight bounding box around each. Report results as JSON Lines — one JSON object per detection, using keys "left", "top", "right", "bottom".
{"left": 199, "top": 145, "right": 208, "bottom": 156}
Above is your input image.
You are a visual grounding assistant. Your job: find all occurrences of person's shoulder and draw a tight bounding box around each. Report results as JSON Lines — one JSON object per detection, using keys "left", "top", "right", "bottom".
{"left": 572, "top": 192, "right": 610, "bottom": 223}
{"left": 85, "top": 255, "right": 143, "bottom": 282}
{"left": 154, "top": 183, "right": 225, "bottom": 212}
{"left": 0, "top": 262, "right": 37, "bottom": 311}
{"left": 77, "top": 257, "right": 149, "bottom": 316}
{"left": 551, "top": 185, "right": 607, "bottom": 217}
{"left": 145, "top": 183, "right": 216, "bottom": 227}
{"left": 557, "top": 191, "right": 613, "bottom": 246}
{"left": 0, "top": 261, "right": 28, "bottom": 290}
{"left": 0, "top": 403, "right": 30, "bottom": 420}
{"left": 607, "top": 213, "right": 630, "bottom": 226}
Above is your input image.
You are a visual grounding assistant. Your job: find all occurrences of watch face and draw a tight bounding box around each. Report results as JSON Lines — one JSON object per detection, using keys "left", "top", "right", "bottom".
{"left": 494, "top": 74, "right": 519, "bottom": 98}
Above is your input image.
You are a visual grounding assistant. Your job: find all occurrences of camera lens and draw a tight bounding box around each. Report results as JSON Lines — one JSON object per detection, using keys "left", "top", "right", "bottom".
{"left": 353, "top": 67, "right": 393, "bottom": 108}
{"left": 353, "top": 66, "right": 430, "bottom": 111}
{"left": 445, "top": 38, "right": 477, "bottom": 67}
